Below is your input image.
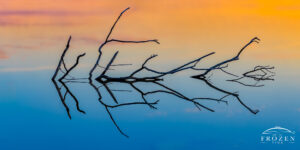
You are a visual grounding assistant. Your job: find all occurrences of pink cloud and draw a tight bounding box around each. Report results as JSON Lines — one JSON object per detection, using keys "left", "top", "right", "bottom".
{"left": 0, "top": 10, "right": 92, "bottom": 16}
{"left": 0, "top": 19, "right": 78, "bottom": 26}
{"left": 0, "top": 50, "right": 8, "bottom": 59}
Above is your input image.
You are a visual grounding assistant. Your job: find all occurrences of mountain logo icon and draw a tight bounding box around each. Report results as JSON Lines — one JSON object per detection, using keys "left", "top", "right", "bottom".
{"left": 262, "top": 126, "right": 295, "bottom": 135}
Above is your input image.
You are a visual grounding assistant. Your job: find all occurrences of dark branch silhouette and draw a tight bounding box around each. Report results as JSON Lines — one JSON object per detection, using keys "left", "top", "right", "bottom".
{"left": 227, "top": 65, "right": 275, "bottom": 87}
{"left": 52, "top": 79, "right": 72, "bottom": 118}
{"left": 52, "top": 37, "right": 235, "bottom": 136}
{"left": 93, "top": 36, "right": 266, "bottom": 114}
{"left": 190, "top": 37, "right": 262, "bottom": 114}
{"left": 52, "top": 7, "right": 275, "bottom": 138}
{"left": 55, "top": 76, "right": 231, "bottom": 137}
{"left": 59, "top": 53, "right": 86, "bottom": 81}
{"left": 89, "top": 79, "right": 160, "bottom": 138}
{"left": 192, "top": 37, "right": 260, "bottom": 79}
{"left": 88, "top": 7, "right": 159, "bottom": 81}
{"left": 95, "top": 52, "right": 215, "bottom": 82}
{"left": 52, "top": 36, "right": 86, "bottom": 119}
{"left": 52, "top": 36, "right": 71, "bottom": 81}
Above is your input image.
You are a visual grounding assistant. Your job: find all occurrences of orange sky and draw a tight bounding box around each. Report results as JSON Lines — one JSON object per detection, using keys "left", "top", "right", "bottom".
{"left": 0, "top": 0, "right": 299, "bottom": 73}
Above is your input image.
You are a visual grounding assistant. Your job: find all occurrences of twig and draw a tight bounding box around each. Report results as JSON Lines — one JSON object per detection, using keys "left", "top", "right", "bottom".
{"left": 52, "top": 36, "right": 71, "bottom": 80}
{"left": 88, "top": 7, "right": 159, "bottom": 80}
{"left": 227, "top": 65, "right": 275, "bottom": 87}
{"left": 192, "top": 37, "right": 260, "bottom": 79}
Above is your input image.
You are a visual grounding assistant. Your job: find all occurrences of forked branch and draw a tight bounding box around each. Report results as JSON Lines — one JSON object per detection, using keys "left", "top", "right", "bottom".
{"left": 192, "top": 37, "right": 260, "bottom": 79}
{"left": 52, "top": 36, "right": 87, "bottom": 119}
{"left": 227, "top": 65, "right": 275, "bottom": 87}
{"left": 89, "top": 7, "right": 159, "bottom": 80}
{"left": 51, "top": 7, "right": 276, "bottom": 138}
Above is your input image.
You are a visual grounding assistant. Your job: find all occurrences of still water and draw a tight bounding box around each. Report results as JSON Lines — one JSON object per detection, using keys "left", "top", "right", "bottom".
{"left": 0, "top": 65, "right": 299, "bottom": 150}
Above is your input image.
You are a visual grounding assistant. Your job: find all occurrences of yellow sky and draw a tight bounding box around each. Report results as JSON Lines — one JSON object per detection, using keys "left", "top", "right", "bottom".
{"left": 0, "top": 0, "right": 299, "bottom": 68}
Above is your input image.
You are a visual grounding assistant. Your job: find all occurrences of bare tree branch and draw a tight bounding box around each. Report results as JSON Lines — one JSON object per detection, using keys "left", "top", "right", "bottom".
{"left": 192, "top": 37, "right": 260, "bottom": 79}
{"left": 52, "top": 36, "right": 71, "bottom": 81}
{"left": 100, "top": 51, "right": 119, "bottom": 77}
{"left": 226, "top": 65, "right": 275, "bottom": 87}
{"left": 108, "top": 39, "right": 159, "bottom": 44}
{"left": 52, "top": 36, "right": 87, "bottom": 118}
{"left": 59, "top": 53, "right": 86, "bottom": 81}
{"left": 88, "top": 7, "right": 159, "bottom": 80}
{"left": 95, "top": 52, "right": 215, "bottom": 82}
{"left": 51, "top": 7, "right": 277, "bottom": 138}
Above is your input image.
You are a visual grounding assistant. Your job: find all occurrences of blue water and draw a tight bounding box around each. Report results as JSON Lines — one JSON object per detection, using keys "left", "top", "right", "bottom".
{"left": 0, "top": 69, "right": 299, "bottom": 150}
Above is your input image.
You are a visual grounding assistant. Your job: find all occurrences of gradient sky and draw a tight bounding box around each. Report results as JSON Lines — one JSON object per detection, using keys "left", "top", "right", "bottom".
{"left": 0, "top": 2, "right": 300, "bottom": 149}
{"left": 0, "top": 0, "right": 299, "bottom": 75}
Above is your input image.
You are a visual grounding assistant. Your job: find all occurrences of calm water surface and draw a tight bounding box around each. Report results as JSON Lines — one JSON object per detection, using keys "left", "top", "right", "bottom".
{"left": 0, "top": 67, "right": 299, "bottom": 150}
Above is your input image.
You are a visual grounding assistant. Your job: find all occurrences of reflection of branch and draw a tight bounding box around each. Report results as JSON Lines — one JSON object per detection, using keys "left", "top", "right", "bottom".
{"left": 81, "top": 78, "right": 132, "bottom": 138}
{"left": 201, "top": 79, "right": 259, "bottom": 114}
{"left": 146, "top": 81, "right": 227, "bottom": 112}
{"left": 52, "top": 7, "right": 275, "bottom": 138}
{"left": 89, "top": 7, "right": 159, "bottom": 80}
{"left": 227, "top": 65, "right": 275, "bottom": 86}
{"left": 188, "top": 37, "right": 262, "bottom": 114}
{"left": 244, "top": 65, "right": 275, "bottom": 80}
{"left": 103, "top": 100, "right": 159, "bottom": 108}
{"left": 52, "top": 36, "right": 86, "bottom": 119}
{"left": 90, "top": 78, "right": 232, "bottom": 137}
{"left": 52, "top": 79, "right": 71, "bottom": 119}
{"left": 52, "top": 38, "right": 263, "bottom": 134}
{"left": 59, "top": 81, "right": 86, "bottom": 115}
{"left": 102, "top": 82, "right": 119, "bottom": 104}
{"left": 129, "top": 83, "right": 159, "bottom": 109}
{"left": 89, "top": 79, "right": 159, "bottom": 138}
{"left": 98, "top": 79, "right": 230, "bottom": 112}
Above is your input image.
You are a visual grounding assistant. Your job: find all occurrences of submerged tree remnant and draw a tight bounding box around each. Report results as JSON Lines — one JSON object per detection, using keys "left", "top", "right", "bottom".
{"left": 52, "top": 7, "right": 275, "bottom": 137}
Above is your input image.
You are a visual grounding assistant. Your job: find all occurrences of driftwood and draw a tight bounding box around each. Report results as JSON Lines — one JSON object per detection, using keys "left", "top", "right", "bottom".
{"left": 52, "top": 7, "right": 275, "bottom": 137}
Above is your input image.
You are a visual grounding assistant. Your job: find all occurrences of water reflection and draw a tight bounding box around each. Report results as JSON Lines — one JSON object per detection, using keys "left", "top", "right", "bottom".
{"left": 51, "top": 35, "right": 275, "bottom": 137}
{"left": 52, "top": 73, "right": 268, "bottom": 137}
{"left": 50, "top": 11, "right": 274, "bottom": 137}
